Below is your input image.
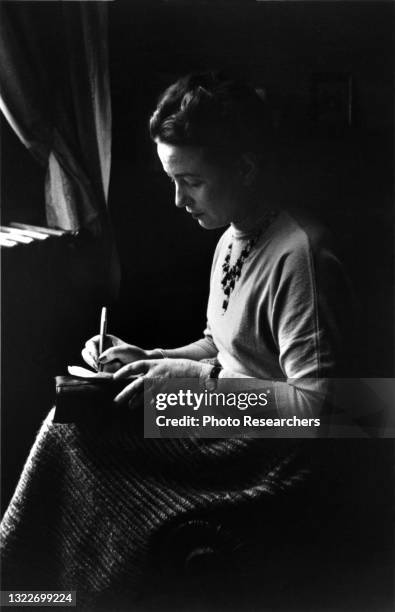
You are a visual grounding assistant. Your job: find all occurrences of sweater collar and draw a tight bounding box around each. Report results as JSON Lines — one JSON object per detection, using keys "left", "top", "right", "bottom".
{"left": 230, "top": 208, "right": 279, "bottom": 240}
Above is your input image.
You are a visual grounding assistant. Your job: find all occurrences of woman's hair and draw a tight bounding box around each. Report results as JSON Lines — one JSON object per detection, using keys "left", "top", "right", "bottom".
{"left": 149, "top": 71, "right": 273, "bottom": 165}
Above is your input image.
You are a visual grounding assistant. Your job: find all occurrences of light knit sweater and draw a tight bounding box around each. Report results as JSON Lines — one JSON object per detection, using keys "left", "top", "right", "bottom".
{"left": 196, "top": 210, "right": 353, "bottom": 380}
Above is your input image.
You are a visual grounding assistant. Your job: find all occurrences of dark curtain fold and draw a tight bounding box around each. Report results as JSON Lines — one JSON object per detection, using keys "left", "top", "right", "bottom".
{"left": 0, "top": 1, "right": 120, "bottom": 298}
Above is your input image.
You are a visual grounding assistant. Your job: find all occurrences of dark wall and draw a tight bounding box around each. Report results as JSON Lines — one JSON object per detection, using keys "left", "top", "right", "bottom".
{"left": 108, "top": 0, "right": 394, "bottom": 374}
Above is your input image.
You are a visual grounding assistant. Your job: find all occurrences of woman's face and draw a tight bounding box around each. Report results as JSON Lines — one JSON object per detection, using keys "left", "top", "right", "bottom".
{"left": 156, "top": 140, "right": 248, "bottom": 230}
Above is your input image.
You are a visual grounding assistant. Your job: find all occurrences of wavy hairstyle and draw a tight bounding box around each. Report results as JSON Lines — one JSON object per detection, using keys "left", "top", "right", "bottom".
{"left": 149, "top": 71, "right": 273, "bottom": 165}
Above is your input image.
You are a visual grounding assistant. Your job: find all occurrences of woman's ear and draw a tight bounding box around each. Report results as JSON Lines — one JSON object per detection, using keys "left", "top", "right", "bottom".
{"left": 237, "top": 153, "right": 258, "bottom": 187}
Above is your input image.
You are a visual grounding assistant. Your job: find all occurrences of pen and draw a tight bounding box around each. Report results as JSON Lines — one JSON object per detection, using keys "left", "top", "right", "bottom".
{"left": 98, "top": 306, "right": 108, "bottom": 372}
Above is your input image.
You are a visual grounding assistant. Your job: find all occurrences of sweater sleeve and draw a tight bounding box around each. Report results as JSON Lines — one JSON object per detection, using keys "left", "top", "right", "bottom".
{"left": 270, "top": 229, "right": 354, "bottom": 379}
{"left": 193, "top": 331, "right": 218, "bottom": 358}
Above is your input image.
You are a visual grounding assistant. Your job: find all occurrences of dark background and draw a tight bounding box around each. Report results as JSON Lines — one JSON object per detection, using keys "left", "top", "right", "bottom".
{"left": 1, "top": 0, "right": 394, "bottom": 554}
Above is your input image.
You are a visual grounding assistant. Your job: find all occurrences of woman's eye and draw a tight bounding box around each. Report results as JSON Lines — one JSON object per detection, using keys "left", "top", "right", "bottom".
{"left": 167, "top": 176, "right": 202, "bottom": 188}
{"left": 186, "top": 181, "right": 202, "bottom": 188}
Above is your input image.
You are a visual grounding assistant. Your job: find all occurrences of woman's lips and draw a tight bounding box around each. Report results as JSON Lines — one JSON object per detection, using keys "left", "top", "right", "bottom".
{"left": 186, "top": 206, "right": 204, "bottom": 219}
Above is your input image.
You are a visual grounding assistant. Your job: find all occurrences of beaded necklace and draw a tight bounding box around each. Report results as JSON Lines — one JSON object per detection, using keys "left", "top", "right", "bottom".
{"left": 220, "top": 210, "right": 278, "bottom": 313}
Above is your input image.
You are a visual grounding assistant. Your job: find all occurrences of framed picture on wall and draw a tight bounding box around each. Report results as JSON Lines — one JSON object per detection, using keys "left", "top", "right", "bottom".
{"left": 310, "top": 72, "right": 353, "bottom": 127}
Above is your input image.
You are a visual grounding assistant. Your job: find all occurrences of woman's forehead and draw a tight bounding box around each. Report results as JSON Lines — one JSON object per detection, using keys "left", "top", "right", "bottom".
{"left": 156, "top": 141, "right": 208, "bottom": 176}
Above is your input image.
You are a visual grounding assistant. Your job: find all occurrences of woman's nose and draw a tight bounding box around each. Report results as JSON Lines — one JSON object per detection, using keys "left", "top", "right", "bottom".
{"left": 174, "top": 184, "right": 188, "bottom": 208}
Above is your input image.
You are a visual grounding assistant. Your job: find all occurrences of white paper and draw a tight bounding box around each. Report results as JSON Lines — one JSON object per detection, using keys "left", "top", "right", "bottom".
{"left": 68, "top": 365, "right": 113, "bottom": 379}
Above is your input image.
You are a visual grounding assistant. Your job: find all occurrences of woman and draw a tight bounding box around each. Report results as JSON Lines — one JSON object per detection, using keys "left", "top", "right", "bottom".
{"left": 1, "top": 72, "right": 356, "bottom": 610}
{"left": 83, "top": 71, "right": 353, "bottom": 398}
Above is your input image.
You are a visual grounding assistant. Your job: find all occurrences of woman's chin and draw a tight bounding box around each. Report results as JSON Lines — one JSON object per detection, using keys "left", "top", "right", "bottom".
{"left": 197, "top": 216, "right": 227, "bottom": 230}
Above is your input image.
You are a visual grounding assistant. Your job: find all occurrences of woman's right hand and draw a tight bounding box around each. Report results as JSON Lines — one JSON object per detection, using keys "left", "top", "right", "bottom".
{"left": 82, "top": 334, "right": 151, "bottom": 373}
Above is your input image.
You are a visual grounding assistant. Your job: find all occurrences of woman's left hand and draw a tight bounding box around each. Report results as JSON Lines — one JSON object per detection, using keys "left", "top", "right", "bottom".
{"left": 113, "top": 358, "right": 212, "bottom": 405}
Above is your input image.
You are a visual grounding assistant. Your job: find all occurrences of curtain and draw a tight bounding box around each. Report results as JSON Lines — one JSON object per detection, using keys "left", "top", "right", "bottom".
{"left": 0, "top": 1, "right": 119, "bottom": 297}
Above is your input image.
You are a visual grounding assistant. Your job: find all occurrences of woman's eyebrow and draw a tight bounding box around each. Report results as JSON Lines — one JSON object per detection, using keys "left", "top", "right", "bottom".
{"left": 164, "top": 171, "right": 202, "bottom": 180}
{"left": 173, "top": 172, "right": 202, "bottom": 178}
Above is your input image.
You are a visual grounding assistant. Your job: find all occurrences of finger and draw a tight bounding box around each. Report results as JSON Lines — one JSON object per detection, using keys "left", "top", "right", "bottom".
{"left": 114, "top": 376, "right": 145, "bottom": 404}
{"left": 102, "top": 360, "right": 123, "bottom": 374}
{"left": 99, "top": 344, "right": 145, "bottom": 365}
{"left": 81, "top": 347, "right": 98, "bottom": 371}
{"left": 98, "top": 346, "right": 127, "bottom": 363}
{"left": 102, "top": 335, "right": 115, "bottom": 352}
{"left": 99, "top": 345, "right": 138, "bottom": 365}
{"left": 85, "top": 337, "right": 101, "bottom": 360}
{"left": 85, "top": 335, "right": 101, "bottom": 346}
{"left": 85, "top": 334, "right": 119, "bottom": 354}
{"left": 113, "top": 360, "right": 150, "bottom": 379}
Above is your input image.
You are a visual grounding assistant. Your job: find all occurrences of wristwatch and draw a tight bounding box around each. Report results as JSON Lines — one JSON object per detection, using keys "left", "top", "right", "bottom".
{"left": 205, "top": 364, "right": 223, "bottom": 391}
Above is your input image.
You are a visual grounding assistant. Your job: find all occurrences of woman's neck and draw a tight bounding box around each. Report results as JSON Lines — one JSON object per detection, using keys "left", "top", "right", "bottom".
{"left": 231, "top": 195, "right": 278, "bottom": 239}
